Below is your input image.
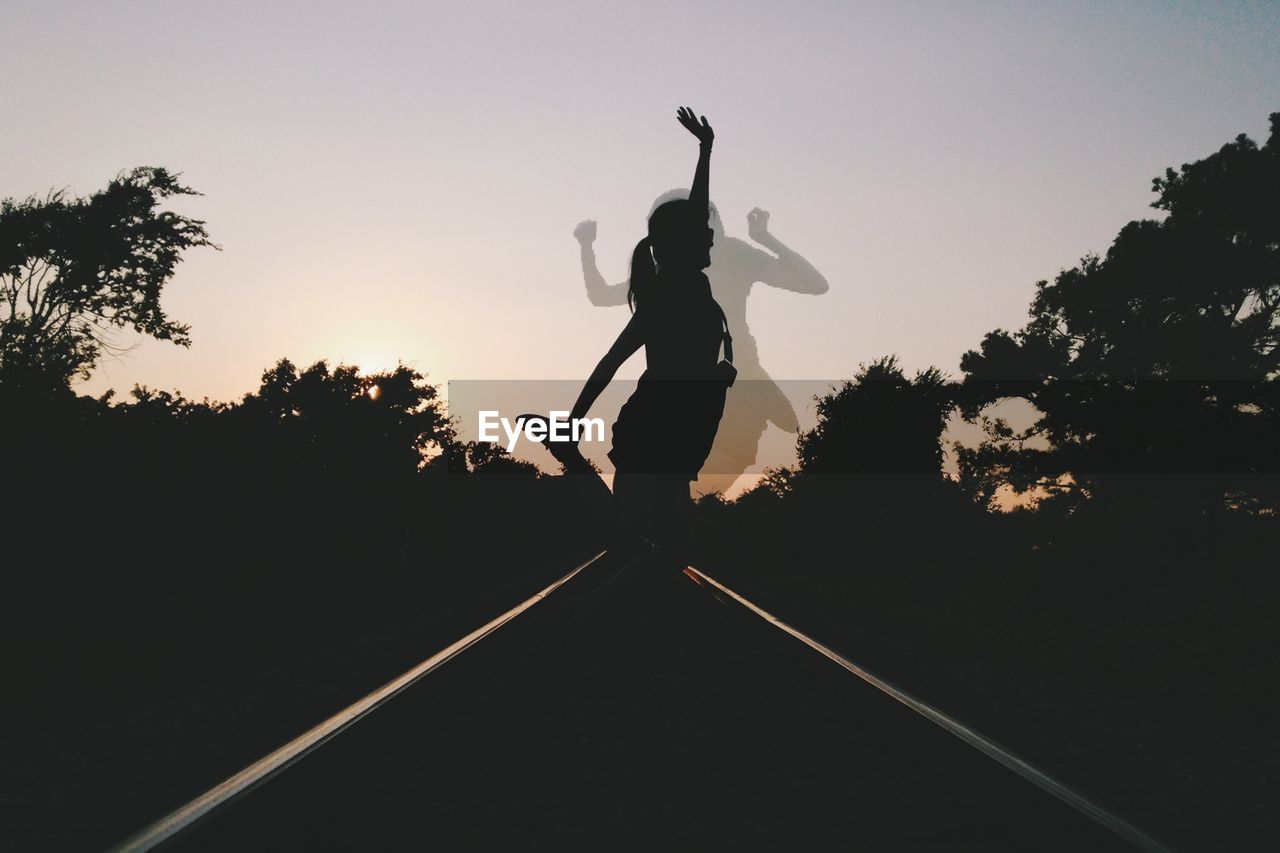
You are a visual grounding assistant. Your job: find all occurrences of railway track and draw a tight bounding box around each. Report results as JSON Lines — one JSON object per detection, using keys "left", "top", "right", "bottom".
{"left": 110, "top": 548, "right": 1170, "bottom": 852}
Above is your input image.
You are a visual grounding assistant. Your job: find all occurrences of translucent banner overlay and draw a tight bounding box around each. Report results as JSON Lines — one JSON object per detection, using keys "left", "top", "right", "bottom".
{"left": 447, "top": 378, "right": 1278, "bottom": 500}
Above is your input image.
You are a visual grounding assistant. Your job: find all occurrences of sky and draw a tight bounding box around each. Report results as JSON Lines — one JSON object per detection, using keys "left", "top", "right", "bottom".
{"left": 4, "top": 1, "right": 1278, "bottom": 414}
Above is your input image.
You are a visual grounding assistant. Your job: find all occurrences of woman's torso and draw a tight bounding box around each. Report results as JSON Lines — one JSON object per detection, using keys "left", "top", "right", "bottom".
{"left": 637, "top": 270, "right": 724, "bottom": 378}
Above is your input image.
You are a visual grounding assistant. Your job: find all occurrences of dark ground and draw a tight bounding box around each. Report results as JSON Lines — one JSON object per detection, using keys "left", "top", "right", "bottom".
{"left": 703, "top": 552, "right": 1280, "bottom": 852}
{"left": 0, "top": 495, "right": 598, "bottom": 853}
{"left": 171, "top": 551, "right": 1133, "bottom": 852}
{"left": 4, "top": 483, "right": 1275, "bottom": 851}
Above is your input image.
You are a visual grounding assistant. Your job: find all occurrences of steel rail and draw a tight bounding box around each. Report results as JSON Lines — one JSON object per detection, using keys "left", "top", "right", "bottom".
{"left": 110, "top": 549, "right": 611, "bottom": 853}
{"left": 682, "top": 565, "right": 1174, "bottom": 853}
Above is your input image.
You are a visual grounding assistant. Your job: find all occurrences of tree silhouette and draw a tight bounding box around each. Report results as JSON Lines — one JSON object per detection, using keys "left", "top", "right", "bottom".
{"left": 960, "top": 112, "right": 1280, "bottom": 511}
{"left": 798, "top": 356, "right": 952, "bottom": 476}
{"left": 0, "top": 167, "right": 215, "bottom": 391}
{"left": 234, "top": 358, "right": 454, "bottom": 479}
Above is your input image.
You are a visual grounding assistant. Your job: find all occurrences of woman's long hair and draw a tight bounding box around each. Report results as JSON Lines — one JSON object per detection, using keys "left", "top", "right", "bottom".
{"left": 627, "top": 236, "right": 656, "bottom": 312}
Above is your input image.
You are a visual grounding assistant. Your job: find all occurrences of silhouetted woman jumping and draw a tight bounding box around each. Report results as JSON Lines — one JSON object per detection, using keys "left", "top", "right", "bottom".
{"left": 558, "top": 107, "right": 734, "bottom": 559}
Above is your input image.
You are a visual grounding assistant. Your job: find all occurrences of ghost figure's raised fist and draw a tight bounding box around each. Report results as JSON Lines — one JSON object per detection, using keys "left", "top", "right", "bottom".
{"left": 573, "top": 220, "right": 597, "bottom": 245}
{"left": 747, "top": 208, "right": 771, "bottom": 243}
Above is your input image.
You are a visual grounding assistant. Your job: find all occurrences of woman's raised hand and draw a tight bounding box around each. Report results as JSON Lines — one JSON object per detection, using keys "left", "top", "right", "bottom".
{"left": 677, "top": 106, "right": 714, "bottom": 147}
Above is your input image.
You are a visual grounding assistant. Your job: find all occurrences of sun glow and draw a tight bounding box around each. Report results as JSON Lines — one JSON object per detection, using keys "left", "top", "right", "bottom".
{"left": 347, "top": 354, "right": 398, "bottom": 376}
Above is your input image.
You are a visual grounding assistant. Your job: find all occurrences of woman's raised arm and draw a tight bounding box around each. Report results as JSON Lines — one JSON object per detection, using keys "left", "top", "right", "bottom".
{"left": 677, "top": 106, "right": 714, "bottom": 221}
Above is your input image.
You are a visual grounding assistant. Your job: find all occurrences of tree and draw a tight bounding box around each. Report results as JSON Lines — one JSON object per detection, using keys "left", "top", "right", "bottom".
{"left": 798, "top": 355, "right": 952, "bottom": 476}
{"left": 960, "top": 112, "right": 1280, "bottom": 511}
{"left": 0, "top": 167, "right": 215, "bottom": 391}
{"left": 234, "top": 358, "right": 454, "bottom": 477}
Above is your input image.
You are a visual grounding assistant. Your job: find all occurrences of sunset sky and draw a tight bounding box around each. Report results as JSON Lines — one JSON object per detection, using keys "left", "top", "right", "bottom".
{"left": 4, "top": 1, "right": 1278, "bottom": 413}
